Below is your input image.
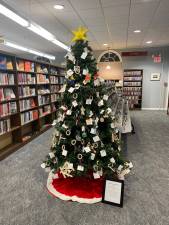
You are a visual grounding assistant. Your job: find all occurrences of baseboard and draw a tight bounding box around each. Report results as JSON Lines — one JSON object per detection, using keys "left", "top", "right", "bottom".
{"left": 142, "top": 108, "right": 167, "bottom": 110}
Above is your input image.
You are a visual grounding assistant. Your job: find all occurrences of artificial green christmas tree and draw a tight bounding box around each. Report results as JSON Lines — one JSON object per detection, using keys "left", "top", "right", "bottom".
{"left": 42, "top": 27, "right": 132, "bottom": 202}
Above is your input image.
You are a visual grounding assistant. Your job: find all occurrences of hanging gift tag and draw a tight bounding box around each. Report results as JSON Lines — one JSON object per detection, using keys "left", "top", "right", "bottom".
{"left": 86, "top": 118, "right": 93, "bottom": 125}
{"left": 77, "top": 165, "right": 84, "bottom": 171}
{"left": 110, "top": 157, "right": 115, "bottom": 163}
{"left": 72, "top": 100, "right": 78, "bottom": 107}
{"left": 52, "top": 120, "right": 57, "bottom": 126}
{"left": 83, "top": 69, "right": 88, "bottom": 75}
{"left": 66, "top": 110, "right": 72, "bottom": 115}
{"left": 59, "top": 84, "right": 67, "bottom": 93}
{"left": 81, "top": 106, "right": 85, "bottom": 115}
{"left": 68, "top": 87, "right": 75, "bottom": 93}
{"left": 65, "top": 52, "right": 75, "bottom": 62}
{"left": 67, "top": 69, "right": 74, "bottom": 77}
{"left": 93, "top": 135, "right": 100, "bottom": 142}
{"left": 81, "top": 126, "right": 85, "bottom": 131}
{"left": 100, "top": 110, "right": 105, "bottom": 114}
{"left": 68, "top": 163, "right": 74, "bottom": 170}
{"left": 86, "top": 98, "right": 93, "bottom": 105}
{"left": 81, "top": 51, "right": 88, "bottom": 59}
{"left": 118, "top": 165, "right": 123, "bottom": 171}
{"left": 94, "top": 79, "right": 100, "bottom": 86}
{"left": 91, "top": 153, "right": 95, "bottom": 160}
{"left": 62, "top": 150, "right": 68, "bottom": 156}
{"left": 98, "top": 100, "right": 104, "bottom": 107}
{"left": 49, "top": 152, "right": 55, "bottom": 158}
{"left": 83, "top": 146, "right": 91, "bottom": 153}
{"left": 93, "top": 172, "right": 100, "bottom": 179}
{"left": 100, "top": 150, "right": 107, "bottom": 157}
{"left": 103, "top": 95, "right": 109, "bottom": 101}
{"left": 90, "top": 128, "right": 96, "bottom": 134}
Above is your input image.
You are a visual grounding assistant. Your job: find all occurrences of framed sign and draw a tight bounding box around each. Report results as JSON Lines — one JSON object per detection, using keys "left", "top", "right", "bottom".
{"left": 102, "top": 178, "right": 124, "bottom": 207}
{"left": 151, "top": 73, "right": 161, "bottom": 81}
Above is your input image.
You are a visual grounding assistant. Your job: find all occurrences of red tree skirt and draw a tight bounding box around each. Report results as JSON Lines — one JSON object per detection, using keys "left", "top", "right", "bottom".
{"left": 47, "top": 172, "right": 104, "bottom": 204}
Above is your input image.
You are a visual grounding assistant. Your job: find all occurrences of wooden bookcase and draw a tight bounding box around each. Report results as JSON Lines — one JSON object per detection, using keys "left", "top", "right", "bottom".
{"left": 123, "top": 69, "right": 143, "bottom": 110}
{"left": 0, "top": 51, "right": 65, "bottom": 160}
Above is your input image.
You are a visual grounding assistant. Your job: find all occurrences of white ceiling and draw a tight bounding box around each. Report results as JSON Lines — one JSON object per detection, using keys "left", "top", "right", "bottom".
{"left": 0, "top": 0, "right": 169, "bottom": 56}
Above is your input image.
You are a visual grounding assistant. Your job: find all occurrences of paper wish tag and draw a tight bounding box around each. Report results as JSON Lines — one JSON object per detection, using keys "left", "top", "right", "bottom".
{"left": 68, "top": 87, "right": 75, "bottom": 93}
{"left": 86, "top": 118, "right": 93, "bottom": 125}
{"left": 90, "top": 128, "right": 96, "bottom": 134}
{"left": 100, "top": 109, "right": 104, "bottom": 114}
{"left": 93, "top": 172, "right": 100, "bottom": 179}
{"left": 62, "top": 150, "right": 68, "bottom": 156}
{"left": 93, "top": 135, "right": 100, "bottom": 142}
{"left": 66, "top": 69, "right": 74, "bottom": 77}
{"left": 100, "top": 150, "right": 107, "bottom": 157}
{"left": 65, "top": 52, "right": 75, "bottom": 63}
{"left": 94, "top": 79, "right": 100, "bottom": 86}
{"left": 86, "top": 98, "right": 93, "bottom": 105}
{"left": 59, "top": 84, "right": 67, "bottom": 93}
{"left": 66, "top": 110, "right": 72, "bottom": 115}
{"left": 83, "top": 146, "right": 91, "bottom": 153}
{"left": 103, "top": 95, "right": 109, "bottom": 101}
{"left": 91, "top": 153, "right": 95, "bottom": 160}
{"left": 98, "top": 100, "right": 104, "bottom": 107}
{"left": 81, "top": 51, "right": 88, "bottom": 59}
{"left": 83, "top": 69, "right": 88, "bottom": 75}
{"left": 77, "top": 165, "right": 84, "bottom": 171}
{"left": 72, "top": 100, "right": 78, "bottom": 107}
{"left": 68, "top": 163, "right": 74, "bottom": 170}
{"left": 52, "top": 120, "right": 57, "bottom": 126}
{"left": 81, "top": 126, "right": 85, "bottom": 131}
{"left": 49, "top": 152, "right": 55, "bottom": 158}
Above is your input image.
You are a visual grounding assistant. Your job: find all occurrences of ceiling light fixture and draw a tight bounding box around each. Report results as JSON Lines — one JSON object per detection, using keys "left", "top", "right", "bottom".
{"left": 134, "top": 30, "right": 141, "bottom": 33}
{"left": 54, "top": 4, "right": 64, "bottom": 10}
{"left": 0, "top": 3, "right": 29, "bottom": 27}
{"left": 103, "top": 43, "right": 108, "bottom": 46}
{"left": 52, "top": 39, "right": 70, "bottom": 51}
{"left": 106, "top": 65, "right": 111, "bottom": 70}
{"left": 4, "top": 41, "right": 55, "bottom": 60}
{"left": 146, "top": 41, "right": 152, "bottom": 44}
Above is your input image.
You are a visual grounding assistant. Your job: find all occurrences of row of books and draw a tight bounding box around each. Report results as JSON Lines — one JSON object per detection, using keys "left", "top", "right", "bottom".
{"left": 0, "top": 73, "right": 14, "bottom": 85}
{"left": 38, "top": 95, "right": 50, "bottom": 106}
{"left": 38, "top": 87, "right": 50, "bottom": 95}
{"left": 123, "top": 87, "right": 142, "bottom": 91}
{"left": 0, "top": 119, "right": 10, "bottom": 135}
{"left": 126, "top": 96, "right": 140, "bottom": 101}
{"left": 0, "top": 56, "right": 13, "bottom": 70}
{"left": 21, "top": 110, "right": 38, "bottom": 125}
{"left": 50, "top": 76, "right": 59, "bottom": 84}
{"left": 19, "top": 98, "right": 36, "bottom": 112}
{"left": 123, "top": 77, "right": 142, "bottom": 81}
{"left": 51, "top": 94, "right": 60, "bottom": 102}
{"left": 18, "top": 87, "right": 36, "bottom": 98}
{"left": 51, "top": 85, "right": 60, "bottom": 93}
{"left": 123, "top": 91, "right": 142, "bottom": 96}
{"left": 39, "top": 105, "right": 51, "bottom": 117}
{"left": 124, "top": 71, "right": 142, "bottom": 76}
{"left": 51, "top": 68, "right": 58, "bottom": 75}
{"left": 37, "top": 74, "right": 49, "bottom": 83}
{"left": 124, "top": 82, "right": 141, "bottom": 86}
{"left": 16, "top": 60, "right": 35, "bottom": 72}
{"left": 60, "top": 69, "right": 66, "bottom": 76}
{"left": 18, "top": 73, "right": 36, "bottom": 84}
{"left": 0, "top": 88, "right": 15, "bottom": 101}
{"left": 0, "top": 102, "right": 17, "bottom": 117}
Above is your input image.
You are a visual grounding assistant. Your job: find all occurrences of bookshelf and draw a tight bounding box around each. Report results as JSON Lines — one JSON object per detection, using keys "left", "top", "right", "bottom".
{"left": 0, "top": 51, "right": 65, "bottom": 160}
{"left": 123, "top": 69, "right": 143, "bottom": 110}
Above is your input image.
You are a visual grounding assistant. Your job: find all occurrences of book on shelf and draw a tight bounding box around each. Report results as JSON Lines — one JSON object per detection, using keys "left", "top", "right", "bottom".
{"left": 124, "top": 81, "right": 141, "bottom": 86}
{"left": 51, "top": 103, "right": 56, "bottom": 112}
{"left": 0, "top": 56, "right": 7, "bottom": 70}
{"left": 0, "top": 102, "right": 17, "bottom": 117}
{"left": 18, "top": 73, "right": 35, "bottom": 84}
{"left": 0, "top": 119, "right": 10, "bottom": 135}
{"left": 19, "top": 98, "right": 36, "bottom": 111}
{"left": 51, "top": 93, "right": 60, "bottom": 102}
{"left": 38, "top": 87, "right": 50, "bottom": 95}
{"left": 16, "top": 60, "right": 25, "bottom": 71}
{"left": 21, "top": 109, "right": 38, "bottom": 125}
{"left": 51, "top": 85, "right": 60, "bottom": 93}
{"left": 36, "top": 64, "right": 48, "bottom": 74}
{"left": 37, "top": 74, "right": 49, "bottom": 83}
{"left": 0, "top": 73, "right": 14, "bottom": 85}
{"left": 50, "top": 76, "right": 59, "bottom": 84}
{"left": 24, "top": 61, "right": 35, "bottom": 72}
{"left": 0, "top": 88, "right": 15, "bottom": 101}
{"left": 18, "top": 86, "right": 36, "bottom": 98}
{"left": 38, "top": 95, "right": 50, "bottom": 106}
{"left": 39, "top": 105, "right": 51, "bottom": 117}
{"left": 59, "top": 76, "right": 65, "bottom": 84}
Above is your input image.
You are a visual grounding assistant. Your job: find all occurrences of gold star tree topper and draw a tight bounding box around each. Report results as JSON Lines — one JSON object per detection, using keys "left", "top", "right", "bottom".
{"left": 72, "top": 26, "right": 88, "bottom": 42}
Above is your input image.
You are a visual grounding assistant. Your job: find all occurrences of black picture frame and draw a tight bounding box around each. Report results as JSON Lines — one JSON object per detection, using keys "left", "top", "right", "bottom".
{"left": 102, "top": 178, "right": 124, "bottom": 207}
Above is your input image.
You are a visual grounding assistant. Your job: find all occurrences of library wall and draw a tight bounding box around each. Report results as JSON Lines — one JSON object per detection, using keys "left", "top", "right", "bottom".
{"left": 95, "top": 46, "right": 169, "bottom": 110}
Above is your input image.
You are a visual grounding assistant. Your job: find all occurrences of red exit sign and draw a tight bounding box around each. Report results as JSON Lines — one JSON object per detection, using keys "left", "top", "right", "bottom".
{"left": 122, "top": 51, "right": 148, "bottom": 57}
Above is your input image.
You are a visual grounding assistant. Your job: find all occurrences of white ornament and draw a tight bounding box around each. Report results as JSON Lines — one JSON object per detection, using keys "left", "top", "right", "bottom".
{"left": 49, "top": 152, "right": 55, "bottom": 158}
{"left": 81, "top": 51, "right": 88, "bottom": 59}
{"left": 83, "top": 146, "right": 91, "bottom": 153}
{"left": 103, "top": 95, "right": 109, "bottom": 101}
{"left": 98, "top": 100, "right": 104, "bottom": 107}
{"left": 100, "top": 117, "right": 104, "bottom": 122}
{"left": 100, "top": 150, "right": 107, "bottom": 157}
{"left": 68, "top": 87, "right": 75, "bottom": 93}
{"left": 77, "top": 165, "right": 84, "bottom": 171}
{"left": 62, "top": 150, "right": 68, "bottom": 156}
{"left": 72, "top": 100, "right": 78, "bottom": 107}
{"left": 91, "top": 153, "right": 95, "bottom": 160}
{"left": 90, "top": 128, "right": 96, "bottom": 134}
{"left": 75, "top": 83, "right": 81, "bottom": 89}
{"left": 66, "top": 110, "right": 72, "bottom": 115}
{"left": 41, "top": 163, "right": 46, "bottom": 169}
{"left": 93, "top": 135, "right": 100, "bottom": 142}
{"left": 86, "top": 118, "right": 93, "bottom": 125}
{"left": 110, "top": 157, "right": 115, "bottom": 163}
{"left": 86, "top": 98, "right": 93, "bottom": 105}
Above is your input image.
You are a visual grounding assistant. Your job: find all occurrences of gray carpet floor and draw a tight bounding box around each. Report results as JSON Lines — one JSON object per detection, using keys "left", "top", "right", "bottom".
{"left": 0, "top": 111, "right": 169, "bottom": 225}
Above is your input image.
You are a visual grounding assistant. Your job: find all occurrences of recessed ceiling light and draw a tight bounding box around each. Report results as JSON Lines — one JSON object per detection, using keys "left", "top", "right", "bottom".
{"left": 54, "top": 4, "right": 64, "bottom": 10}
{"left": 106, "top": 65, "right": 111, "bottom": 70}
{"left": 103, "top": 43, "right": 108, "bottom": 46}
{"left": 146, "top": 41, "right": 152, "bottom": 44}
{"left": 134, "top": 30, "right": 141, "bottom": 33}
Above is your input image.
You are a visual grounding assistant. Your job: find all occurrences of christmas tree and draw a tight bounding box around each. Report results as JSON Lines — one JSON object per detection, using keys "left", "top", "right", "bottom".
{"left": 41, "top": 27, "right": 132, "bottom": 181}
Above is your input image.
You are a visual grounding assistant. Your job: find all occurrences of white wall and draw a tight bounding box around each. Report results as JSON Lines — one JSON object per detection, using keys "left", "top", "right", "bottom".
{"left": 95, "top": 47, "right": 169, "bottom": 110}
